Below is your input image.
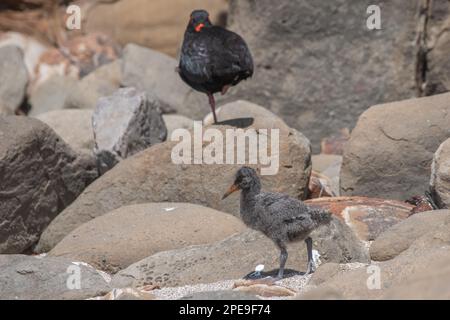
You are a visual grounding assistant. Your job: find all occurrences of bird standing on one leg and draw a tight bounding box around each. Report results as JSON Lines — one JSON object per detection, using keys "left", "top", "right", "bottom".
{"left": 178, "top": 10, "right": 254, "bottom": 124}
{"left": 222, "top": 167, "right": 332, "bottom": 281}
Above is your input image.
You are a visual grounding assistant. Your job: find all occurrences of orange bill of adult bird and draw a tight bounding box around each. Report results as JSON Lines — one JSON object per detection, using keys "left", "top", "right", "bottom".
{"left": 177, "top": 9, "right": 254, "bottom": 124}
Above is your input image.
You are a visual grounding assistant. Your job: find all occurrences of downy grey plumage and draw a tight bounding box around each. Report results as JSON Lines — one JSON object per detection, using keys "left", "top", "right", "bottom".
{"left": 223, "top": 167, "right": 331, "bottom": 280}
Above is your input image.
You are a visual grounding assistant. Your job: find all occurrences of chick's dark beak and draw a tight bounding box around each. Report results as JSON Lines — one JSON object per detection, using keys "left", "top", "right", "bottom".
{"left": 222, "top": 183, "right": 240, "bottom": 200}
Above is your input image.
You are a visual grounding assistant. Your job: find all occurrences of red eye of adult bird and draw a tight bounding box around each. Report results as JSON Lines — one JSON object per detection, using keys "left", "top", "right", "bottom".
{"left": 177, "top": 9, "right": 254, "bottom": 124}
{"left": 195, "top": 23, "right": 205, "bottom": 32}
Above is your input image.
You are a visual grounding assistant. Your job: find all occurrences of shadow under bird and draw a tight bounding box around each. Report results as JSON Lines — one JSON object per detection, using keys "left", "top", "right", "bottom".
{"left": 178, "top": 9, "right": 254, "bottom": 124}
{"left": 222, "top": 167, "right": 332, "bottom": 281}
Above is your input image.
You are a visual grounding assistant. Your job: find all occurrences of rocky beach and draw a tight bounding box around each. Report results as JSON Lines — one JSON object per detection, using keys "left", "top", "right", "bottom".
{"left": 0, "top": 0, "right": 450, "bottom": 300}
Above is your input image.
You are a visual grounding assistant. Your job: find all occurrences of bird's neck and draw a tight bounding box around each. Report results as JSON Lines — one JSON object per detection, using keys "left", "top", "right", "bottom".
{"left": 240, "top": 182, "right": 261, "bottom": 221}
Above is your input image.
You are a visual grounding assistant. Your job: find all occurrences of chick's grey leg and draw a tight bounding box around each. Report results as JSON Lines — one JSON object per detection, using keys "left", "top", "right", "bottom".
{"left": 276, "top": 242, "right": 288, "bottom": 280}
{"left": 305, "top": 236, "right": 315, "bottom": 275}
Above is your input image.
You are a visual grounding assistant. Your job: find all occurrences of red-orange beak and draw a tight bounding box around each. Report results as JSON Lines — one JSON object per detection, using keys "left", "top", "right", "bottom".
{"left": 222, "top": 184, "right": 240, "bottom": 200}
{"left": 195, "top": 23, "right": 205, "bottom": 32}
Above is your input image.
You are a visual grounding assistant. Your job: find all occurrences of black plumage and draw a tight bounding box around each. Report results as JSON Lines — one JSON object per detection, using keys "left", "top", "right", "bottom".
{"left": 222, "top": 167, "right": 332, "bottom": 280}
{"left": 178, "top": 10, "right": 254, "bottom": 123}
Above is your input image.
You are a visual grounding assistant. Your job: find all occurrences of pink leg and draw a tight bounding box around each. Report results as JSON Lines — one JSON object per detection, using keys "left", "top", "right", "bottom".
{"left": 208, "top": 93, "right": 218, "bottom": 124}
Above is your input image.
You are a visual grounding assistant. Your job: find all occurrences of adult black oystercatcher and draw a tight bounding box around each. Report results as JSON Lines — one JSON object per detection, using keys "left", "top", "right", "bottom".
{"left": 178, "top": 10, "right": 254, "bottom": 123}
{"left": 222, "top": 167, "right": 332, "bottom": 281}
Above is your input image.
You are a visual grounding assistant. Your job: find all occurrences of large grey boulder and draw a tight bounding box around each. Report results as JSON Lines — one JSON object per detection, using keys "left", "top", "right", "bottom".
{"left": 0, "top": 45, "right": 28, "bottom": 115}
{"left": 0, "top": 255, "right": 111, "bottom": 300}
{"left": 225, "top": 0, "right": 443, "bottom": 150}
{"left": 340, "top": 93, "right": 450, "bottom": 200}
{"left": 36, "top": 107, "right": 312, "bottom": 252}
{"left": 121, "top": 43, "right": 206, "bottom": 117}
{"left": 430, "top": 139, "right": 450, "bottom": 208}
{"left": 0, "top": 116, "right": 98, "bottom": 253}
{"left": 111, "top": 218, "right": 368, "bottom": 288}
{"left": 92, "top": 87, "right": 167, "bottom": 173}
{"left": 49, "top": 203, "right": 246, "bottom": 273}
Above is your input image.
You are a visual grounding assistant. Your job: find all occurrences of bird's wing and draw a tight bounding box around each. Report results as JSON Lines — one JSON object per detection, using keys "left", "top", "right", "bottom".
{"left": 180, "top": 38, "right": 214, "bottom": 83}
{"left": 208, "top": 27, "right": 254, "bottom": 80}
{"left": 256, "top": 192, "right": 313, "bottom": 225}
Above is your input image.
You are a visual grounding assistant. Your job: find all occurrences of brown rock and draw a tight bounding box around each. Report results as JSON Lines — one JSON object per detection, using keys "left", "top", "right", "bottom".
{"left": 370, "top": 210, "right": 450, "bottom": 261}
{"left": 49, "top": 203, "right": 246, "bottom": 273}
{"left": 341, "top": 93, "right": 450, "bottom": 200}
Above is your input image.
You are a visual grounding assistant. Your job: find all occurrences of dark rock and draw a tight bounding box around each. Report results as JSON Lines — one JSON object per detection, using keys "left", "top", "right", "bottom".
{"left": 0, "top": 116, "right": 98, "bottom": 253}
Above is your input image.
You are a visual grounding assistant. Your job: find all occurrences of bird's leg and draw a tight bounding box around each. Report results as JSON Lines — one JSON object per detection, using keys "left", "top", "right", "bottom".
{"left": 304, "top": 236, "right": 315, "bottom": 275}
{"left": 276, "top": 244, "right": 288, "bottom": 280}
{"left": 253, "top": 242, "right": 287, "bottom": 285}
{"left": 207, "top": 93, "right": 218, "bottom": 124}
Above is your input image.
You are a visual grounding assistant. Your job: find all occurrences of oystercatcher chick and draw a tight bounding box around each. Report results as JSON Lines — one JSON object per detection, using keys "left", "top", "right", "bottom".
{"left": 178, "top": 10, "right": 254, "bottom": 123}
{"left": 222, "top": 167, "right": 332, "bottom": 281}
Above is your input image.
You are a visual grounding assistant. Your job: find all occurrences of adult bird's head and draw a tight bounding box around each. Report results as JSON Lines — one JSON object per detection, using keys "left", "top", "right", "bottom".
{"left": 222, "top": 167, "right": 261, "bottom": 199}
{"left": 188, "top": 9, "right": 212, "bottom": 32}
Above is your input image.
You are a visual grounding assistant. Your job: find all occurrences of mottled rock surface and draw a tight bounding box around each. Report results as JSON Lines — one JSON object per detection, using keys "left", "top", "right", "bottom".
{"left": 0, "top": 116, "right": 98, "bottom": 253}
